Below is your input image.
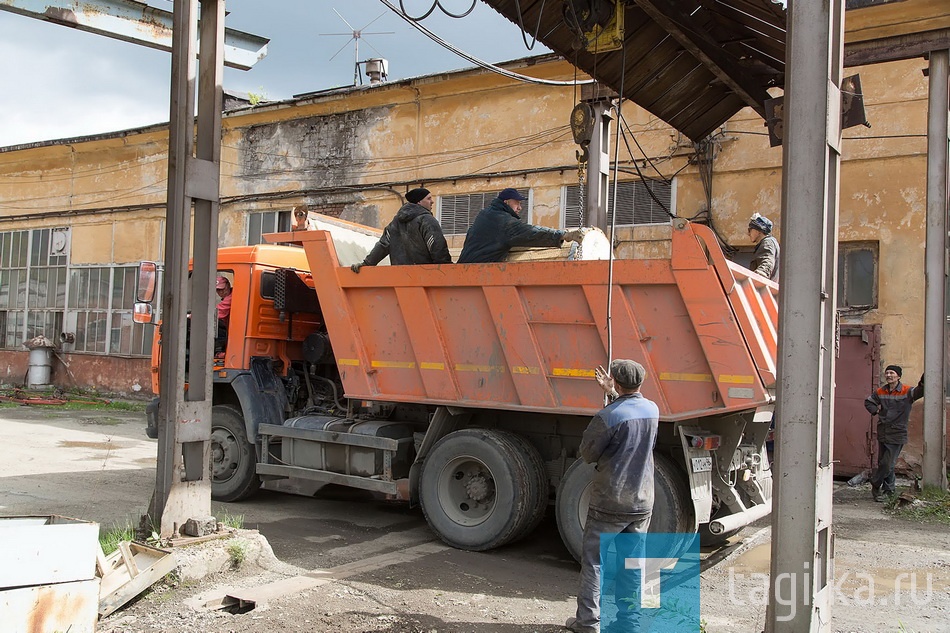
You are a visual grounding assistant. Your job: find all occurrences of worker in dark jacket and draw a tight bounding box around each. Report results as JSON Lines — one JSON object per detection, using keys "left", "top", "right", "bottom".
{"left": 864, "top": 364, "right": 924, "bottom": 501}
{"left": 458, "top": 188, "right": 583, "bottom": 263}
{"left": 351, "top": 188, "right": 451, "bottom": 272}
{"left": 748, "top": 212, "right": 780, "bottom": 281}
{"left": 566, "top": 359, "right": 658, "bottom": 633}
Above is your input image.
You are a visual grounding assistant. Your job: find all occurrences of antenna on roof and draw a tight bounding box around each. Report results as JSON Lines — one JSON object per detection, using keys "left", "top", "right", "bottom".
{"left": 320, "top": 9, "right": 394, "bottom": 86}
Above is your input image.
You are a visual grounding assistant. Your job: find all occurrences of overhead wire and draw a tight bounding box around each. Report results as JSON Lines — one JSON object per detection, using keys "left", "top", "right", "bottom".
{"left": 379, "top": 0, "right": 594, "bottom": 86}
{"left": 512, "top": 0, "right": 547, "bottom": 50}
{"left": 616, "top": 119, "right": 674, "bottom": 218}
{"left": 397, "top": 0, "right": 477, "bottom": 20}
{"left": 619, "top": 112, "right": 669, "bottom": 182}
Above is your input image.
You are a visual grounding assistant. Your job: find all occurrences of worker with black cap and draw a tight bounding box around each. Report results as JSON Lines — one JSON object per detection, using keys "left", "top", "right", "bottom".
{"left": 457, "top": 187, "right": 585, "bottom": 263}
{"left": 566, "top": 359, "right": 658, "bottom": 633}
{"left": 864, "top": 364, "right": 924, "bottom": 501}
{"left": 351, "top": 187, "right": 451, "bottom": 272}
{"left": 747, "top": 212, "right": 780, "bottom": 280}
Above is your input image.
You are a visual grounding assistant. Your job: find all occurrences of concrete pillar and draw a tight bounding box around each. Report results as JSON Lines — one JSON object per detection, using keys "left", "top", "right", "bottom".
{"left": 923, "top": 49, "right": 949, "bottom": 491}
{"left": 766, "top": 0, "right": 845, "bottom": 630}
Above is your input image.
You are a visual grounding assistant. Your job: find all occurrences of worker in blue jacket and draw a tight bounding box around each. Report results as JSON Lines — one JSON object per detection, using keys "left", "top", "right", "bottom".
{"left": 566, "top": 359, "right": 658, "bottom": 633}
{"left": 458, "top": 188, "right": 583, "bottom": 263}
{"left": 864, "top": 364, "right": 924, "bottom": 501}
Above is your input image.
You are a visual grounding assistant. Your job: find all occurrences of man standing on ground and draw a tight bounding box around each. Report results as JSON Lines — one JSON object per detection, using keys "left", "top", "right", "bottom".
{"left": 747, "top": 212, "right": 780, "bottom": 281}
{"left": 864, "top": 364, "right": 924, "bottom": 501}
{"left": 566, "top": 359, "right": 658, "bottom": 633}
{"left": 351, "top": 188, "right": 451, "bottom": 272}
{"left": 458, "top": 188, "right": 584, "bottom": 263}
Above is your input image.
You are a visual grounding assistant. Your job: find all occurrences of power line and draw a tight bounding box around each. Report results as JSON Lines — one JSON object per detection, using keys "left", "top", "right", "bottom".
{"left": 379, "top": 0, "right": 593, "bottom": 87}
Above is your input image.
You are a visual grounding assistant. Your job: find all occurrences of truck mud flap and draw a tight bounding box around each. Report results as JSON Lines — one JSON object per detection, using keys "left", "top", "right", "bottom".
{"left": 231, "top": 357, "right": 287, "bottom": 440}
{"left": 408, "top": 407, "right": 470, "bottom": 507}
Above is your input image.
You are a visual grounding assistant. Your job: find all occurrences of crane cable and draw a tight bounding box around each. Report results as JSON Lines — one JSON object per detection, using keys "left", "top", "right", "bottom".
{"left": 605, "top": 43, "right": 627, "bottom": 384}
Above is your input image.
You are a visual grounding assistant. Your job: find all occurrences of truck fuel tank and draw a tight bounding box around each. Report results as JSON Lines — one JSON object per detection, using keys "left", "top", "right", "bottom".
{"left": 281, "top": 416, "right": 416, "bottom": 479}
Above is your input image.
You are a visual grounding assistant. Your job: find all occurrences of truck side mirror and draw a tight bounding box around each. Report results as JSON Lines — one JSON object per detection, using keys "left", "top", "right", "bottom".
{"left": 137, "top": 261, "right": 158, "bottom": 302}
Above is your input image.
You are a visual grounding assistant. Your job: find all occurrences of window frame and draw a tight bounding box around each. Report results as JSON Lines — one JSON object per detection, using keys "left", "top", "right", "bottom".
{"left": 561, "top": 179, "right": 675, "bottom": 228}
{"left": 248, "top": 210, "right": 292, "bottom": 245}
{"left": 437, "top": 190, "right": 533, "bottom": 236}
{"left": 836, "top": 241, "right": 879, "bottom": 310}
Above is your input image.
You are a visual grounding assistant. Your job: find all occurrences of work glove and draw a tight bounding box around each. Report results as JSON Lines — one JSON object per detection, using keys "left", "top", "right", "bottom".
{"left": 350, "top": 262, "right": 364, "bottom": 273}
{"left": 562, "top": 228, "right": 585, "bottom": 243}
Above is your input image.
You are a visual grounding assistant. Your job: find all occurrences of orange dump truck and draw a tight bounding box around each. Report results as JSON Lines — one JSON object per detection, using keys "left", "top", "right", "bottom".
{"left": 140, "top": 218, "right": 777, "bottom": 559}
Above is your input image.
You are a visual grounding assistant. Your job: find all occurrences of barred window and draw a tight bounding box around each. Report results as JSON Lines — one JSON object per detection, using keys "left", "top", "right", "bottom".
{"left": 438, "top": 191, "right": 532, "bottom": 236}
{"left": 67, "top": 266, "right": 154, "bottom": 356}
{"left": 0, "top": 229, "right": 67, "bottom": 349}
{"left": 248, "top": 210, "right": 292, "bottom": 245}
{"left": 563, "top": 180, "right": 673, "bottom": 228}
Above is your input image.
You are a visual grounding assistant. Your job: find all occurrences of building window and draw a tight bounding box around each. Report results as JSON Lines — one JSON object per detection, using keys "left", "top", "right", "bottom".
{"left": 66, "top": 266, "right": 154, "bottom": 356}
{"left": 837, "top": 242, "right": 878, "bottom": 309}
{"left": 563, "top": 179, "right": 674, "bottom": 228}
{"left": 438, "top": 191, "right": 532, "bottom": 236}
{"left": 248, "top": 210, "right": 291, "bottom": 245}
{"left": 0, "top": 229, "right": 67, "bottom": 349}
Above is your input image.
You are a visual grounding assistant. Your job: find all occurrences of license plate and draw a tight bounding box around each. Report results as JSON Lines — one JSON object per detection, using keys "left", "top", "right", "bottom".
{"left": 691, "top": 456, "right": 712, "bottom": 473}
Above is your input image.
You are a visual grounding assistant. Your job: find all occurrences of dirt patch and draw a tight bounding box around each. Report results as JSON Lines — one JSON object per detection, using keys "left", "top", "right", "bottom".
{"left": 98, "top": 482, "right": 950, "bottom": 633}
{"left": 59, "top": 439, "right": 132, "bottom": 450}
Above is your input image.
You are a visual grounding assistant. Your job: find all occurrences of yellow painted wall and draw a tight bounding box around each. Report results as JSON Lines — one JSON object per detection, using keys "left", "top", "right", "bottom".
{"left": 0, "top": 54, "right": 937, "bottom": 384}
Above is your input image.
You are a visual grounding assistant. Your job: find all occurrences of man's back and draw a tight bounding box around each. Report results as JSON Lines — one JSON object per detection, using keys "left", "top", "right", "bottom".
{"left": 579, "top": 393, "right": 659, "bottom": 518}
{"left": 458, "top": 197, "right": 564, "bottom": 263}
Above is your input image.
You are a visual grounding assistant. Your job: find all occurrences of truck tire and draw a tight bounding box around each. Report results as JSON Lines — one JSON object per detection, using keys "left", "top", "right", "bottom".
{"left": 210, "top": 404, "right": 261, "bottom": 502}
{"left": 419, "top": 428, "right": 540, "bottom": 551}
{"left": 555, "top": 452, "right": 693, "bottom": 563}
{"left": 506, "top": 433, "right": 549, "bottom": 541}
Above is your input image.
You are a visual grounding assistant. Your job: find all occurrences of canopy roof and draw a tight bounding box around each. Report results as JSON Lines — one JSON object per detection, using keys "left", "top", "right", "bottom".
{"left": 482, "top": 0, "right": 787, "bottom": 141}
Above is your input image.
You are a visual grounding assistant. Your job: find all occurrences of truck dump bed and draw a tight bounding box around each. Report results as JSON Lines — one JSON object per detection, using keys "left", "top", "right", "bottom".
{"left": 289, "top": 219, "right": 777, "bottom": 421}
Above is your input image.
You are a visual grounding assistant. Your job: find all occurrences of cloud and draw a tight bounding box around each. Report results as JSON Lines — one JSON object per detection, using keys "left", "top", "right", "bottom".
{"left": 0, "top": 1, "right": 549, "bottom": 147}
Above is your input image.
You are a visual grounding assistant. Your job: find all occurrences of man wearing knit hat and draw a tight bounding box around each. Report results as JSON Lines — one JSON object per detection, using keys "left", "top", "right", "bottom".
{"left": 864, "top": 364, "right": 924, "bottom": 501}
{"left": 566, "top": 359, "right": 658, "bottom": 633}
{"left": 457, "top": 187, "right": 585, "bottom": 263}
{"left": 351, "top": 187, "right": 451, "bottom": 272}
{"left": 747, "top": 212, "right": 780, "bottom": 281}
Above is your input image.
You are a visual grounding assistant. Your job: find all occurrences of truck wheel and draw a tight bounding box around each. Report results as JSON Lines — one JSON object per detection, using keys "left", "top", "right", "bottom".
{"left": 210, "top": 404, "right": 261, "bottom": 502}
{"left": 506, "top": 433, "right": 549, "bottom": 540}
{"left": 555, "top": 453, "right": 693, "bottom": 563}
{"left": 555, "top": 459, "right": 594, "bottom": 562}
{"left": 419, "top": 429, "right": 539, "bottom": 551}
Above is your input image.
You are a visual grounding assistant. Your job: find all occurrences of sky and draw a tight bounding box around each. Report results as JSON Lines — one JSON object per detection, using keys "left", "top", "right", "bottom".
{"left": 0, "top": 0, "right": 551, "bottom": 147}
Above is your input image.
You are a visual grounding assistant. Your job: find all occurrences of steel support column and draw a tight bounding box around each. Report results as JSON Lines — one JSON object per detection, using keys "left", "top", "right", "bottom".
{"left": 147, "top": 0, "right": 223, "bottom": 537}
{"left": 923, "top": 49, "right": 949, "bottom": 491}
{"left": 767, "top": 0, "right": 845, "bottom": 631}
{"left": 586, "top": 100, "right": 613, "bottom": 232}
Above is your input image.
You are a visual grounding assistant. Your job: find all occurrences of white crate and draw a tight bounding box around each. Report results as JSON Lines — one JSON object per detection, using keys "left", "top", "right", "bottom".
{"left": 0, "top": 515, "right": 99, "bottom": 588}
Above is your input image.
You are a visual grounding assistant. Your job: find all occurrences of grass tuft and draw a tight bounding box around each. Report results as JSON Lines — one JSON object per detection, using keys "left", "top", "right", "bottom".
{"left": 100, "top": 522, "right": 136, "bottom": 556}
{"left": 219, "top": 511, "right": 244, "bottom": 529}
{"left": 227, "top": 540, "right": 248, "bottom": 568}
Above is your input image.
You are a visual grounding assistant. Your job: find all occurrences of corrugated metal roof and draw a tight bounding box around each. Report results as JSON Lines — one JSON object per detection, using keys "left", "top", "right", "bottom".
{"left": 481, "top": 0, "right": 786, "bottom": 141}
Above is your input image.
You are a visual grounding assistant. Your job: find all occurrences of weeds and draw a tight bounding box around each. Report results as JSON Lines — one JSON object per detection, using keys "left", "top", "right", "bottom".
{"left": 885, "top": 484, "right": 950, "bottom": 524}
{"left": 219, "top": 511, "right": 244, "bottom": 529}
{"left": 228, "top": 540, "right": 248, "bottom": 568}
{"left": 100, "top": 522, "right": 136, "bottom": 556}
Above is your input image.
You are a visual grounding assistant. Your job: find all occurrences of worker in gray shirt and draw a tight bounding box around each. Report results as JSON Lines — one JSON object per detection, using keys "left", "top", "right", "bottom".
{"left": 566, "top": 359, "right": 658, "bottom": 633}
